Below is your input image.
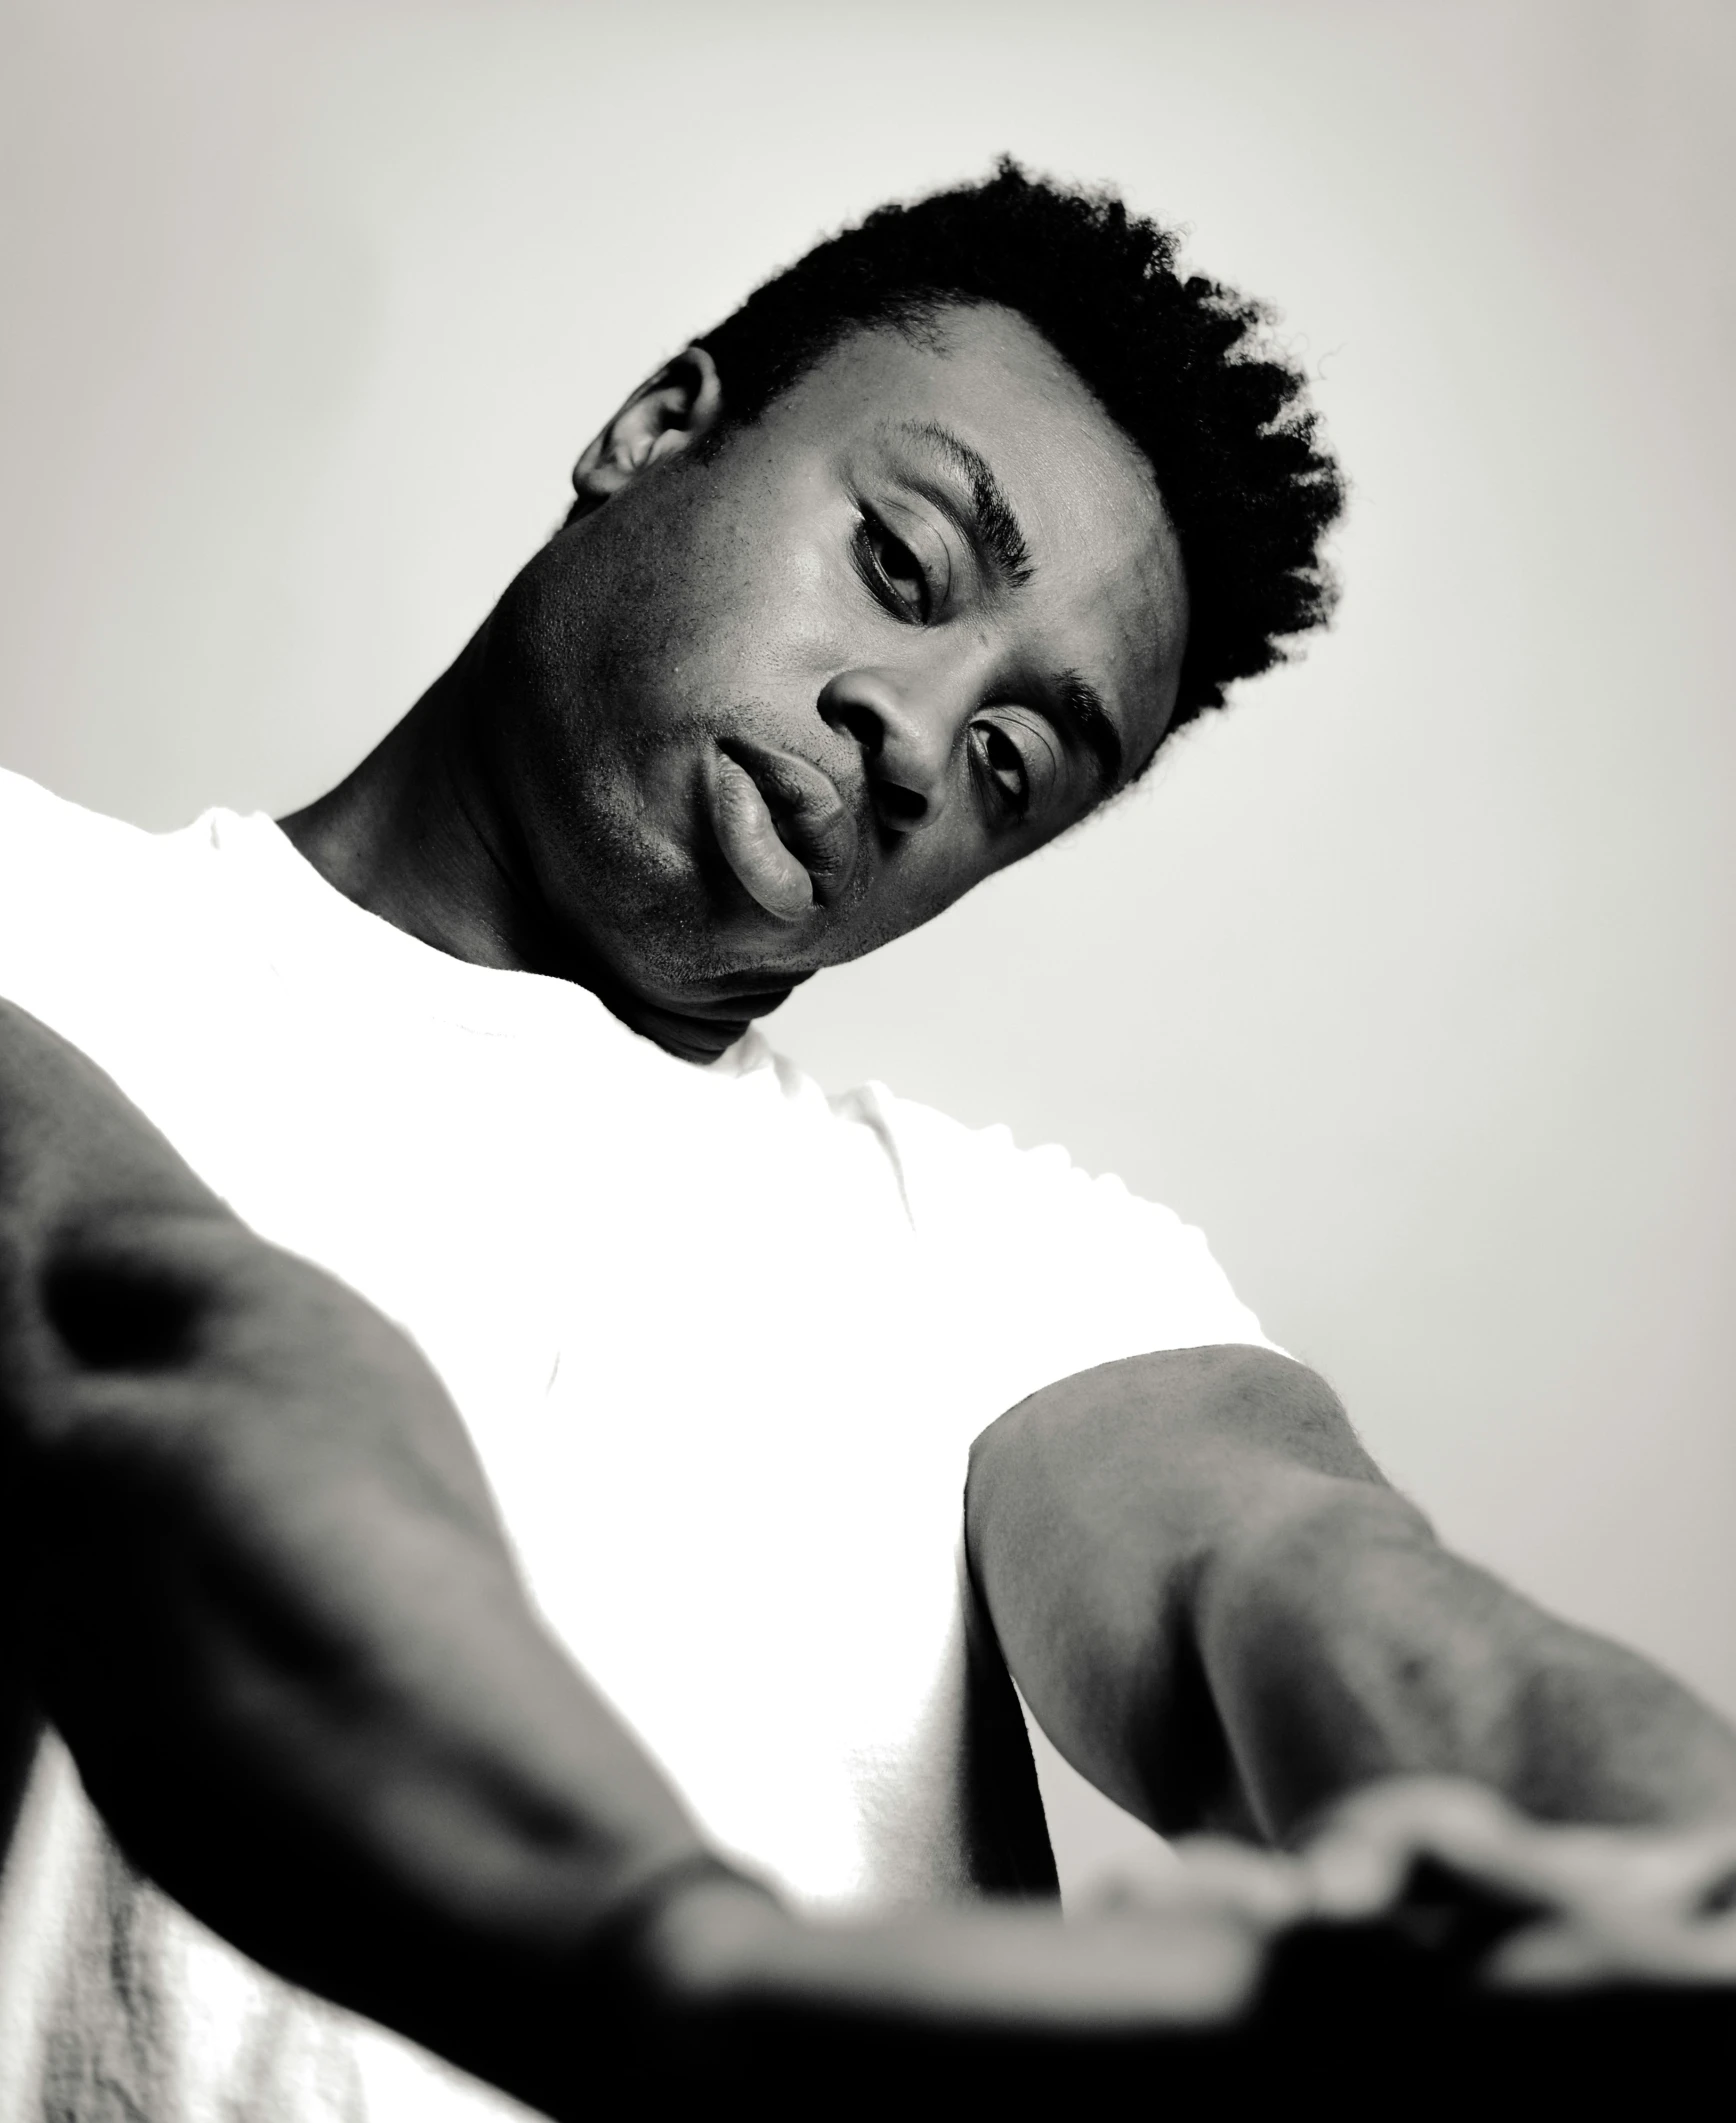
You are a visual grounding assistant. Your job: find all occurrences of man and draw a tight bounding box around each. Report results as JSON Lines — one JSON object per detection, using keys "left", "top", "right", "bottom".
{"left": 2, "top": 161, "right": 1734, "bottom": 2117}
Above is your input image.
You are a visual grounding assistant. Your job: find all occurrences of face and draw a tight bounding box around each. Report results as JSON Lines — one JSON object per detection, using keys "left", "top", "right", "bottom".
{"left": 475, "top": 302, "right": 1188, "bottom": 1058}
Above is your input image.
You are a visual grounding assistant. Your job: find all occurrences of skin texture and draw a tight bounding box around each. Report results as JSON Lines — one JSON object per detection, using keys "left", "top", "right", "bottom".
{"left": 0, "top": 1000, "right": 1339, "bottom": 2106}
{"left": 8, "top": 301, "right": 1736, "bottom": 2098}
{"left": 283, "top": 293, "right": 1736, "bottom": 1842}
{"left": 966, "top": 1351, "right": 1736, "bottom": 1843}
{"left": 7, "top": 1001, "right": 1734, "bottom": 2114}
{"left": 0, "top": 1004, "right": 714, "bottom": 2097}
{"left": 283, "top": 306, "right": 1186, "bottom": 1059}
{"left": 5, "top": 1003, "right": 1735, "bottom": 2115}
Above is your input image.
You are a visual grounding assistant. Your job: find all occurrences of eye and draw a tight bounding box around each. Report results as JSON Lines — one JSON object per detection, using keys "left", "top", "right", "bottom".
{"left": 857, "top": 510, "right": 931, "bottom": 622}
{"left": 971, "top": 720, "right": 1031, "bottom": 822}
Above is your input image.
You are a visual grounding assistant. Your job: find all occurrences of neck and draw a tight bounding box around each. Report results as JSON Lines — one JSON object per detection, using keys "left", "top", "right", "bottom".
{"left": 279, "top": 630, "right": 535, "bottom": 972}
{"left": 277, "top": 634, "right": 769, "bottom": 1064}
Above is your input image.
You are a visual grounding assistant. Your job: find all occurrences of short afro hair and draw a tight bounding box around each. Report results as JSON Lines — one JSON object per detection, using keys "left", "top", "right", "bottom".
{"left": 694, "top": 158, "right": 1344, "bottom": 751}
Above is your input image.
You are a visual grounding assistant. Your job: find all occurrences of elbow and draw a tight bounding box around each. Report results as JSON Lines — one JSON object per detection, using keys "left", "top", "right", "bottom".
{"left": 971, "top": 1343, "right": 1379, "bottom": 1495}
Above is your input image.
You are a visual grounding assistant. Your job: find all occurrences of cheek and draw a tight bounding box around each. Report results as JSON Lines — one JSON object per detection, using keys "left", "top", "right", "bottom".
{"left": 513, "top": 458, "right": 872, "bottom": 749}
{"left": 668, "top": 450, "right": 870, "bottom": 698}
{"left": 757, "top": 540, "right": 852, "bottom": 693}
{"left": 592, "top": 496, "right": 727, "bottom": 698}
{"left": 619, "top": 488, "right": 840, "bottom": 711}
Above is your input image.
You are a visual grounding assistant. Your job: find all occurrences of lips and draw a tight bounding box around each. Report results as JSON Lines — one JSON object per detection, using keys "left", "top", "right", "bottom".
{"left": 704, "top": 739, "right": 859, "bottom": 922}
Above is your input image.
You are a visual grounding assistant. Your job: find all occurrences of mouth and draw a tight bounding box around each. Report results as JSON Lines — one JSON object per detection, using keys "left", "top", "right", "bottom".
{"left": 703, "top": 737, "right": 859, "bottom": 923}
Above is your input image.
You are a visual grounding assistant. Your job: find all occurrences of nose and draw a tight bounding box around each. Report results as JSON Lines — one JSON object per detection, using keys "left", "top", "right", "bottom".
{"left": 818, "top": 667, "right": 953, "bottom": 835}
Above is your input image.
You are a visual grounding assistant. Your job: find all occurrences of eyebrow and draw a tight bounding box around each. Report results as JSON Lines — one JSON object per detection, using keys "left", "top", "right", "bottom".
{"left": 890, "top": 419, "right": 1126, "bottom": 793}
{"left": 1056, "top": 671, "right": 1125, "bottom": 791}
{"left": 897, "top": 419, "right": 1034, "bottom": 589}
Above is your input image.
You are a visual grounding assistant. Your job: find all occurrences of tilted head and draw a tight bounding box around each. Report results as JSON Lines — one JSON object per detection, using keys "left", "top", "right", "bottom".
{"left": 471, "top": 160, "right": 1344, "bottom": 1058}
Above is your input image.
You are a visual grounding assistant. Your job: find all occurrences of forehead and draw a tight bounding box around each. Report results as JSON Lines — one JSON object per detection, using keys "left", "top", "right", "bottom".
{"left": 764, "top": 303, "right": 1189, "bottom": 765}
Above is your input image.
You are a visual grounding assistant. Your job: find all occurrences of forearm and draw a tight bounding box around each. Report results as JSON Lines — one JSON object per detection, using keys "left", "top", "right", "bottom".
{"left": 968, "top": 1345, "right": 1736, "bottom": 1847}
{"left": 9, "top": 1235, "right": 746, "bottom": 2106}
{"left": 0, "top": 1001, "right": 726, "bottom": 2105}
{"left": 5, "top": 1235, "right": 1309, "bottom": 2107}
{"left": 1197, "top": 1485, "right": 1736, "bottom": 1840}
{"left": 0, "top": 1005, "right": 1329, "bottom": 2101}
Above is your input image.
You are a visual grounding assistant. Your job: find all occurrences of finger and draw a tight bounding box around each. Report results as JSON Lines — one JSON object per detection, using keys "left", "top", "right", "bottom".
{"left": 1299, "top": 1777, "right": 1529, "bottom": 1918}
{"left": 1516, "top": 1825, "right": 1736, "bottom": 1922}
{"left": 1300, "top": 1779, "right": 1736, "bottom": 1929}
{"left": 1161, "top": 1835, "right": 1312, "bottom": 1927}
{"left": 1488, "top": 1909, "right": 1736, "bottom": 1989}
{"left": 1404, "top": 1818, "right": 1736, "bottom": 1927}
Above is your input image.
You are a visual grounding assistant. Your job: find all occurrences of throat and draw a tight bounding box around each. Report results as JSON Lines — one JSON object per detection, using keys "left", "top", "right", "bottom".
{"left": 277, "top": 647, "right": 547, "bottom": 980}
{"left": 275, "top": 645, "right": 801, "bottom": 1064}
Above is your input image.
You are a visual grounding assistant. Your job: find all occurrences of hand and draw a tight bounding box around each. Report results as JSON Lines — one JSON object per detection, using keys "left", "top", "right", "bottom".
{"left": 1298, "top": 1774, "right": 1736, "bottom": 1987}
{"left": 1083, "top": 1830, "right": 1311, "bottom": 1930}
{"left": 617, "top": 1855, "right": 1317, "bottom": 2101}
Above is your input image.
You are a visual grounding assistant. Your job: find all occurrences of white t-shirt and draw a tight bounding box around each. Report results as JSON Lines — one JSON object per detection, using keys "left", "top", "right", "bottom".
{"left": 0, "top": 767, "right": 1272, "bottom": 2120}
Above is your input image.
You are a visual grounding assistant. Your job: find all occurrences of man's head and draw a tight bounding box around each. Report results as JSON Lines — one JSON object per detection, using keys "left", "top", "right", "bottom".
{"left": 471, "top": 161, "right": 1342, "bottom": 1057}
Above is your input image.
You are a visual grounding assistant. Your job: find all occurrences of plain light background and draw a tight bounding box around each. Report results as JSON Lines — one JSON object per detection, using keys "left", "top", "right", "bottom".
{"left": 3, "top": 0, "right": 1733, "bottom": 1895}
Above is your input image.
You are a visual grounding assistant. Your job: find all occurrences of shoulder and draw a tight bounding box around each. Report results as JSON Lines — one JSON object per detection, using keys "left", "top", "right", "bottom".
{"left": 0, "top": 770, "right": 211, "bottom": 1045}
{"left": 841, "top": 1077, "right": 1193, "bottom": 1260}
{"left": 0, "top": 768, "right": 167, "bottom": 900}
{"left": 802, "top": 1070, "right": 1280, "bottom": 1375}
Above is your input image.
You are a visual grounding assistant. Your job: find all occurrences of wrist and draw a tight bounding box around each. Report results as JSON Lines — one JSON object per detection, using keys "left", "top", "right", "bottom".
{"left": 606, "top": 1844, "right": 788, "bottom": 2011}
{"left": 580, "top": 1851, "right": 788, "bottom": 2098}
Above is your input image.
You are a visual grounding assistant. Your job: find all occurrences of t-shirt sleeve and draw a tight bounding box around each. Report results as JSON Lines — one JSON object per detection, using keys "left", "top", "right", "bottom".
{"left": 854, "top": 1082, "right": 1281, "bottom": 1417}
{"left": 0, "top": 768, "right": 176, "bottom": 1064}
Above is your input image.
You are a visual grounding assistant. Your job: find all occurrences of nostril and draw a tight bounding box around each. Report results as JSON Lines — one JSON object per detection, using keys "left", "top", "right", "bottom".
{"left": 821, "top": 697, "right": 884, "bottom": 760}
{"left": 44, "top": 1254, "right": 200, "bottom": 1371}
{"left": 875, "top": 782, "right": 928, "bottom": 829}
{"left": 819, "top": 673, "right": 941, "bottom": 829}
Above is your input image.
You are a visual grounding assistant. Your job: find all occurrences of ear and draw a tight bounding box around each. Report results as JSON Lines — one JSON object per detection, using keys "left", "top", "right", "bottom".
{"left": 569, "top": 346, "right": 723, "bottom": 516}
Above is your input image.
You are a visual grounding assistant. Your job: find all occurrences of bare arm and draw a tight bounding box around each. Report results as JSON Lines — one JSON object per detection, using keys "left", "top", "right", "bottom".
{"left": 965, "top": 1346, "right": 1736, "bottom": 1844}
{"left": 0, "top": 1001, "right": 1302, "bottom": 2105}
{"left": 0, "top": 1000, "right": 734, "bottom": 2102}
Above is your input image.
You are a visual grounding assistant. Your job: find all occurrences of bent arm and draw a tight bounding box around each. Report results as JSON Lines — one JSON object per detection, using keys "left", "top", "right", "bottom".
{"left": 0, "top": 1000, "right": 729, "bottom": 2106}
{"left": 0, "top": 1002, "right": 1319, "bottom": 2104}
{"left": 966, "top": 1346, "right": 1736, "bottom": 1844}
